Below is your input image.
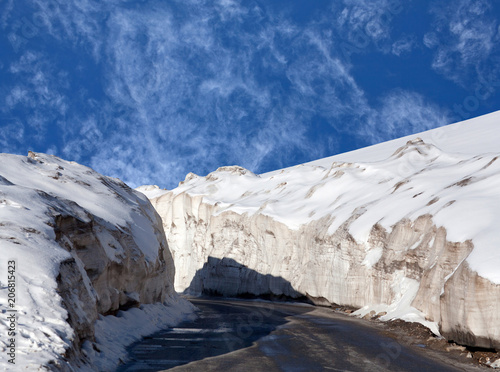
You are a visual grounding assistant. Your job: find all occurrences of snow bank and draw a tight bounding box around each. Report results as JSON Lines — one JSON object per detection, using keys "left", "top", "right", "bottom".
{"left": 0, "top": 152, "right": 192, "bottom": 370}
{"left": 141, "top": 111, "right": 500, "bottom": 350}
{"left": 79, "top": 295, "right": 196, "bottom": 372}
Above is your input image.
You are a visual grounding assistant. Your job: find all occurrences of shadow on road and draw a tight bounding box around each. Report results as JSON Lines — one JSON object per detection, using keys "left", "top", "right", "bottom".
{"left": 117, "top": 257, "right": 312, "bottom": 371}
{"left": 116, "top": 298, "right": 313, "bottom": 371}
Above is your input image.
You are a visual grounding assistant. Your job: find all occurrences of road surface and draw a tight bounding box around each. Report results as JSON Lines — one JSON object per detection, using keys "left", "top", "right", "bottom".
{"left": 117, "top": 298, "right": 477, "bottom": 371}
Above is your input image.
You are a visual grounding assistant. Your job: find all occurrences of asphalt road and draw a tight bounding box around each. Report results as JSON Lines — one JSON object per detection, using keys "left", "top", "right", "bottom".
{"left": 116, "top": 298, "right": 476, "bottom": 372}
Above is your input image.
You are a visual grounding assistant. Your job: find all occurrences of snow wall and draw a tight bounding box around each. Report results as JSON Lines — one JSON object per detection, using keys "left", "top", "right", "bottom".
{"left": 143, "top": 139, "right": 500, "bottom": 351}
{"left": 0, "top": 152, "right": 178, "bottom": 370}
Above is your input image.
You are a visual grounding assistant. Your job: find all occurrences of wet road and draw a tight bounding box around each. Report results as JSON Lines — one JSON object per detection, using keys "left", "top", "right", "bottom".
{"left": 117, "top": 298, "right": 473, "bottom": 372}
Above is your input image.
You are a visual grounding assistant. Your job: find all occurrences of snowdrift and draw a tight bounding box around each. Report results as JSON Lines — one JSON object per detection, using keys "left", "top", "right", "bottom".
{"left": 0, "top": 152, "right": 191, "bottom": 370}
{"left": 140, "top": 111, "right": 500, "bottom": 350}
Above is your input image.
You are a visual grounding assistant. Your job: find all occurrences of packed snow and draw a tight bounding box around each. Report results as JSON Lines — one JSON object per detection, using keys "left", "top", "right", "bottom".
{"left": 0, "top": 152, "right": 194, "bottom": 370}
{"left": 79, "top": 296, "right": 196, "bottom": 372}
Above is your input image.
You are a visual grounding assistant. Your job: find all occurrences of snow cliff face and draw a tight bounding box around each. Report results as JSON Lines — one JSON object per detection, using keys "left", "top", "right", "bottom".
{"left": 0, "top": 152, "right": 175, "bottom": 370}
{"left": 142, "top": 134, "right": 500, "bottom": 351}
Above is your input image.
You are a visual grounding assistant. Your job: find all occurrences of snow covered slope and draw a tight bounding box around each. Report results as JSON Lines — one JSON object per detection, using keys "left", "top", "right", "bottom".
{"left": 140, "top": 111, "right": 500, "bottom": 350}
{"left": 300, "top": 109, "right": 500, "bottom": 169}
{"left": 0, "top": 152, "right": 191, "bottom": 370}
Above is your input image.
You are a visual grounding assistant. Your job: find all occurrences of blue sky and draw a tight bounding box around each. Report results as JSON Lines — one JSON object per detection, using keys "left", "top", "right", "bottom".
{"left": 1, "top": 0, "right": 500, "bottom": 188}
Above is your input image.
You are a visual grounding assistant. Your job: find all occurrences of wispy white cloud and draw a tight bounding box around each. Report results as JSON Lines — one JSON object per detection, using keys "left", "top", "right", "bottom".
{"left": 7, "top": 52, "right": 68, "bottom": 115}
{"left": 426, "top": 0, "right": 499, "bottom": 86}
{"left": 334, "top": 0, "right": 403, "bottom": 55}
{"left": 61, "top": 116, "right": 102, "bottom": 161}
{"left": 0, "top": 0, "right": 14, "bottom": 30}
{"left": 214, "top": 0, "right": 250, "bottom": 22}
{"left": 365, "top": 90, "right": 450, "bottom": 143}
{"left": 3, "top": 51, "right": 68, "bottom": 146}
{"left": 392, "top": 35, "right": 417, "bottom": 56}
{"left": 2, "top": 0, "right": 453, "bottom": 188}
{"left": 423, "top": 32, "right": 439, "bottom": 49}
{"left": 87, "top": 2, "right": 342, "bottom": 186}
{"left": 0, "top": 121, "right": 24, "bottom": 154}
{"left": 32, "top": 0, "right": 106, "bottom": 61}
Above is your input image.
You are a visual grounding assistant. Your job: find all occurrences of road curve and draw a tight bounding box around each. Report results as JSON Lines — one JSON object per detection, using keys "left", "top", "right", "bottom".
{"left": 117, "top": 298, "right": 477, "bottom": 372}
